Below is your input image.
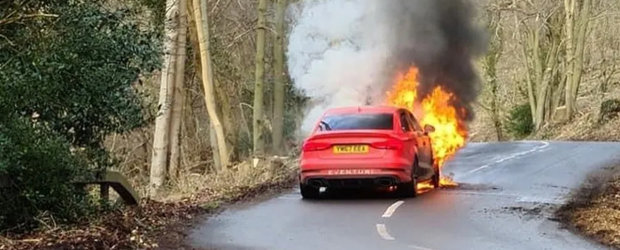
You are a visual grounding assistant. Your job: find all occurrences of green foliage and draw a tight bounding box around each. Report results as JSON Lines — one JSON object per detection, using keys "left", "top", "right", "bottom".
{"left": 505, "top": 103, "right": 534, "bottom": 138}
{"left": 0, "top": 1, "right": 160, "bottom": 231}
{"left": 599, "top": 99, "right": 620, "bottom": 123}
{"left": 1, "top": 2, "right": 160, "bottom": 152}
{"left": 0, "top": 117, "right": 92, "bottom": 231}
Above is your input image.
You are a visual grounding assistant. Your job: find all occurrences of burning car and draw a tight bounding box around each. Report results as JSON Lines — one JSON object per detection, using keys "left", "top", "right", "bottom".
{"left": 298, "top": 106, "right": 438, "bottom": 199}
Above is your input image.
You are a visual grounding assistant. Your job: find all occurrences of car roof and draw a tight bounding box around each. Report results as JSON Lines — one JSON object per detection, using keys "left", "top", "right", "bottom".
{"left": 323, "top": 106, "right": 401, "bottom": 116}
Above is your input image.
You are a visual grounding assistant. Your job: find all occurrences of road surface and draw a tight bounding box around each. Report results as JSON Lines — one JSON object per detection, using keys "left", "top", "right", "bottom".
{"left": 187, "top": 142, "right": 620, "bottom": 250}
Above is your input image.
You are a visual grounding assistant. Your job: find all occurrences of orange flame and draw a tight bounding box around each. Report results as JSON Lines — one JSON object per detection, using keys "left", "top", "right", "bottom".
{"left": 386, "top": 67, "right": 466, "bottom": 188}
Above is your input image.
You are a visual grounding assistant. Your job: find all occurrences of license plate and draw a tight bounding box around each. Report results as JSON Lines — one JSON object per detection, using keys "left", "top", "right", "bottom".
{"left": 332, "top": 145, "right": 369, "bottom": 154}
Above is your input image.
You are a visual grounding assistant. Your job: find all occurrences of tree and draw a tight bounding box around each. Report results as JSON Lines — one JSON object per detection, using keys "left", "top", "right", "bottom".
{"left": 192, "top": 0, "right": 230, "bottom": 169}
{"left": 253, "top": 0, "right": 268, "bottom": 158}
{"left": 514, "top": 1, "right": 564, "bottom": 130}
{"left": 564, "top": 0, "right": 592, "bottom": 120}
{"left": 169, "top": 0, "right": 189, "bottom": 179}
{"left": 150, "top": 0, "right": 180, "bottom": 197}
{"left": 0, "top": 1, "right": 159, "bottom": 230}
{"left": 481, "top": 5, "right": 505, "bottom": 141}
{"left": 272, "top": 0, "right": 288, "bottom": 155}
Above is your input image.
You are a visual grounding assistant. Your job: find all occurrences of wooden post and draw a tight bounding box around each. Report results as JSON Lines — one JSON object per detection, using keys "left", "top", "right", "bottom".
{"left": 100, "top": 183, "right": 110, "bottom": 202}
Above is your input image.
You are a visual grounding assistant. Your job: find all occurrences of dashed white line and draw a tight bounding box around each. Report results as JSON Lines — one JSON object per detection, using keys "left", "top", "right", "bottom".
{"left": 376, "top": 224, "right": 395, "bottom": 240}
{"left": 382, "top": 200, "right": 405, "bottom": 218}
{"left": 408, "top": 245, "right": 434, "bottom": 250}
{"left": 465, "top": 141, "right": 550, "bottom": 175}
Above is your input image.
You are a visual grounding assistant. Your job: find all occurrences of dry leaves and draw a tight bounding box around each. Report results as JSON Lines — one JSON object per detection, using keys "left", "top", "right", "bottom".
{"left": 557, "top": 165, "right": 620, "bottom": 248}
{"left": 1, "top": 160, "right": 298, "bottom": 249}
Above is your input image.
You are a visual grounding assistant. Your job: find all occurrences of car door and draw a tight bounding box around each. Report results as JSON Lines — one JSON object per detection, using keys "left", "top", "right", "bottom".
{"left": 407, "top": 112, "right": 434, "bottom": 178}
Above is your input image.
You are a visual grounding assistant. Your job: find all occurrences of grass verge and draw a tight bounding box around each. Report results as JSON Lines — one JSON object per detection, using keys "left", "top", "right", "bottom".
{"left": 0, "top": 158, "right": 298, "bottom": 249}
{"left": 555, "top": 163, "right": 620, "bottom": 248}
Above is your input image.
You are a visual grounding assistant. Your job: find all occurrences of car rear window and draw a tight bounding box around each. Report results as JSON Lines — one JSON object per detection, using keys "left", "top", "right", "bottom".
{"left": 318, "top": 113, "right": 394, "bottom": 131}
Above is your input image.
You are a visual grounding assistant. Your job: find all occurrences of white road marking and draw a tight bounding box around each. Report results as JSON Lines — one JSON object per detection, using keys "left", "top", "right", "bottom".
{"left": 408, "top": 245, "right": 434, "bottom": 250}
{"left": 376, "top": 224, "right": 395, "bottom": 240}
{"left": 465, "top": 141, "right": 550, "bottom": 175}
{"left": 382, "top": 200, "right": 405, "bottom": 218}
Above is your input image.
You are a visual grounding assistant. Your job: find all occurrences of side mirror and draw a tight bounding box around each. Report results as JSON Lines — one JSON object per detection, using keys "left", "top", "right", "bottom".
{"left": 424, "top": 124, "right": 435, "bottom": 134}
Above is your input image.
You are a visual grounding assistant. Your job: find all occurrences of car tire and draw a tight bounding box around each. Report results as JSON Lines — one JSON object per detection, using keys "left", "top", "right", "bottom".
{"left": 398, "top": 161, "right": 419, "bottom": 198}
{"left": 431, "top": 167, "right": 440, "bottom": 189}
{"left": 398, "top": 177, "right": 418, "bottom": 198}
{"left": 300, "top": 183, "right": 320, "bottom": 199}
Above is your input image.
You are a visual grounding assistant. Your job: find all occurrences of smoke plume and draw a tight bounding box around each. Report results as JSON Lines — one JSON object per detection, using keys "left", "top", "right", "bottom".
{"left": 287, "top": 0, "right": 485, "bottom": 134}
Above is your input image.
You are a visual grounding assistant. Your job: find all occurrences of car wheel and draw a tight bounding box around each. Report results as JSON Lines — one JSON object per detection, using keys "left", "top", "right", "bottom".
{"left": 398, "top": 177, "right": 418, "bottom": 198}
{"left": 398, "top": 162, "right": 419, "bottom": 198}
{"left": 432, "top": 167, "right": 440, "bottom": 189}
{"left": 300, "top": 183, "right": 320, "bottom": 199}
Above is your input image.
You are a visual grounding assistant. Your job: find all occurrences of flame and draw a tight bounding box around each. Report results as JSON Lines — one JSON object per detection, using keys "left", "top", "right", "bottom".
{"left": 386, "top": 67, "right": 467, "bottom": 188}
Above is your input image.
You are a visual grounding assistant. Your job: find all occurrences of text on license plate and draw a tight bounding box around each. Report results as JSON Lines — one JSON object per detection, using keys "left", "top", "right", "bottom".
{"left": 332, "top": 145, "right": 369, "bottom": 154}
{"left": 326, "top": 169, "right": 378, "bottom": 175}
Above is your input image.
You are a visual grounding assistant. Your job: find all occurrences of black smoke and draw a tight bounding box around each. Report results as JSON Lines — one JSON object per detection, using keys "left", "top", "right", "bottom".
{"left": 380, "top": 0, "right": 486, "bottom": 122}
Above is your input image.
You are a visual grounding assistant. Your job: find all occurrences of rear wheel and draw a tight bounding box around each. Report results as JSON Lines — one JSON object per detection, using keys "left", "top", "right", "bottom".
{"left": 430, "top": 152, "right": 440, "bottom": 189}
{"left": 300, "top": 183, "right": 320, "bottom": 199}
{"left": 431, "top": 168, "right": 440, "bottom": 189}
{"left": 398, "top": 161, "right": 419, "bottom": 198}
{"left": 398, "top": 177, "right": 418, "bottom": 198}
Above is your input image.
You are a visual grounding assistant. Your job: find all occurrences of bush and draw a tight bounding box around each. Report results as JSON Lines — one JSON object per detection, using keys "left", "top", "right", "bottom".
{"left": 0, "top": 1, "right": 160, "bottom": 231}
{"left": 599, "top": 99, "right": 620, "bottom": 123}
{"left": 505, "top": 103, "right": 534, "bottom": 138}
{"left": 0, "top": 118, "right": 91, "bottom": 231}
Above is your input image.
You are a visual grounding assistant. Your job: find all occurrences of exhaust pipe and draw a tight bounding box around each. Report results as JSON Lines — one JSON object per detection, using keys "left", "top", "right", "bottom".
{"left": 309, "top": 179, "right": 325, "bottom": 188}
{"left": 375, "top": 178, "right": 394, "bottom": 187}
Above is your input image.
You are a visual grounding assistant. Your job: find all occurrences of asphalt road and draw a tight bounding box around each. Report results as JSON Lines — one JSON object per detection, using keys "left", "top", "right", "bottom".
{"left": 187, "top": 142, "right": 620, "bottom": 250}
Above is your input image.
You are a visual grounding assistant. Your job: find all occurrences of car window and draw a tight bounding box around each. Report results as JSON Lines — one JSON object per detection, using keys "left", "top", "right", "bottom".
{"left": 407, "top": 113, "right": 423, "bottom": 132}
{"left": 399, "top": 112, "right": 413, "bottom": 132}
{"left": 319, "top": 113, "right": 393, "bottom": 131}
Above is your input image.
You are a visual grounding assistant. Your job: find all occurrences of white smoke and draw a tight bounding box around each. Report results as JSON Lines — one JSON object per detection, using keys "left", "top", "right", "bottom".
{"left": 287, "top": 0, "right": 484, "bottom": 135}
{"left": 287, "top": 0, "right": 391, "bottom": 134}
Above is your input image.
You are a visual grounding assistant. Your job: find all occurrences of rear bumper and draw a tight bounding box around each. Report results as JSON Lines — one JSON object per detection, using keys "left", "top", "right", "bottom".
{"left": 300, "top": 168, "right": 411, "bottom": 188}
{"left": 299, "top": 156, "right": 412, "bottom": 186}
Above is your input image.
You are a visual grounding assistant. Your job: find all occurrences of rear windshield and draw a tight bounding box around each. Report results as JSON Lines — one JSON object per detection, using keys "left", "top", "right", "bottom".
{"left": 318, "top": 113, "right": 394, "bottom": 131}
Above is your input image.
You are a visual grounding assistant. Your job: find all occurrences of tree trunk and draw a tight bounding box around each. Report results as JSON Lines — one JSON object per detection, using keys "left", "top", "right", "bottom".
{"left": 566, "top": 0, "right": 591, "bottom": 120}
{"left": 521, "top": 31, "right": 537, "bottom": 122}
{"left": 209, "top": 122, "right": 222, "bottom": 171}
{"left": 192, "top": 0, "right": 229, "bottom": 169}
{"left": 168, "top": 0, "right": 188, "bottom": 180}
{"left": 532, "top": 27, "right": 544, "bottom": 129}
{"left": 272, "top": 0, "right": 287, "bottom": 155}
{"left": 482, "top": 8, "right": 504, "bottom": 141}
{"left": 252, "top": 0, "right": 268, "bottom": 158}
{"left": 150, "top": 0, "right": 180, "bottom": 197}
{"left": 518, "top": 9, "right": 564, "bottom": 132}
{"left": 564, "top": 0, "right": 576, "bottom": 120}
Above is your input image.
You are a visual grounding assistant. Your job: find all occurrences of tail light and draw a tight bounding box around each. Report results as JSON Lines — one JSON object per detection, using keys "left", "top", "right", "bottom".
{"left": 302, "top": 141, "right": 331, "bottom": 152}
{"left": 371, "top": 138, "right": 403, "bottom": 150}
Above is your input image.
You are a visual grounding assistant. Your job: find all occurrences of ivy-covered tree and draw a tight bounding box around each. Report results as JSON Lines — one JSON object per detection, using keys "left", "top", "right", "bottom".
{"left": 0, "top": 1, "right": 160, "bottom": 231}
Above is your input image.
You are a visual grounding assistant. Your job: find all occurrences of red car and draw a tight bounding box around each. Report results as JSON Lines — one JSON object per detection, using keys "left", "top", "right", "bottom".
{"left": 299, "top": 106, "right": 438, "bottom": 199}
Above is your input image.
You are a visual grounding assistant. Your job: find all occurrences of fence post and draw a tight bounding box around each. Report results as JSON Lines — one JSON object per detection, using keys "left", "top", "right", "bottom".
{"left": 100, "top": 183, "right": 110, "bottom": 202}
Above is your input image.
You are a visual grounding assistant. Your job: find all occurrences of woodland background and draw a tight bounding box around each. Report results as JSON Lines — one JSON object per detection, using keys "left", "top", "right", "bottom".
{"left": 0, "top": 0, "right": 619, "bottom": 247}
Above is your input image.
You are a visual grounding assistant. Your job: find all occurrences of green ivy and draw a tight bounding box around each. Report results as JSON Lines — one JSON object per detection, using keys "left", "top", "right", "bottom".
{"left": 505, "top": 103, "right": 534, "bottom": 138}
{"left": 0, "top": 1, "right": 160, "bottom": 231}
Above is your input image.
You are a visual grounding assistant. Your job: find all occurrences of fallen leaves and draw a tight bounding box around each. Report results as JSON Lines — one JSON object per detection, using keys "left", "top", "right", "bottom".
{"left": 556, "top": 164, "right": 620, "bottom": 248}
{"left": 1, "top": 160, "right": 298, "bottom": 249}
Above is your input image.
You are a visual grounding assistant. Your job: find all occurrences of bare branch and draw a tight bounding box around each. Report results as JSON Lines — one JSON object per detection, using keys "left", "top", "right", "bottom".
{"left": 0, "top": 13, "right": 59, "bottom": 26}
